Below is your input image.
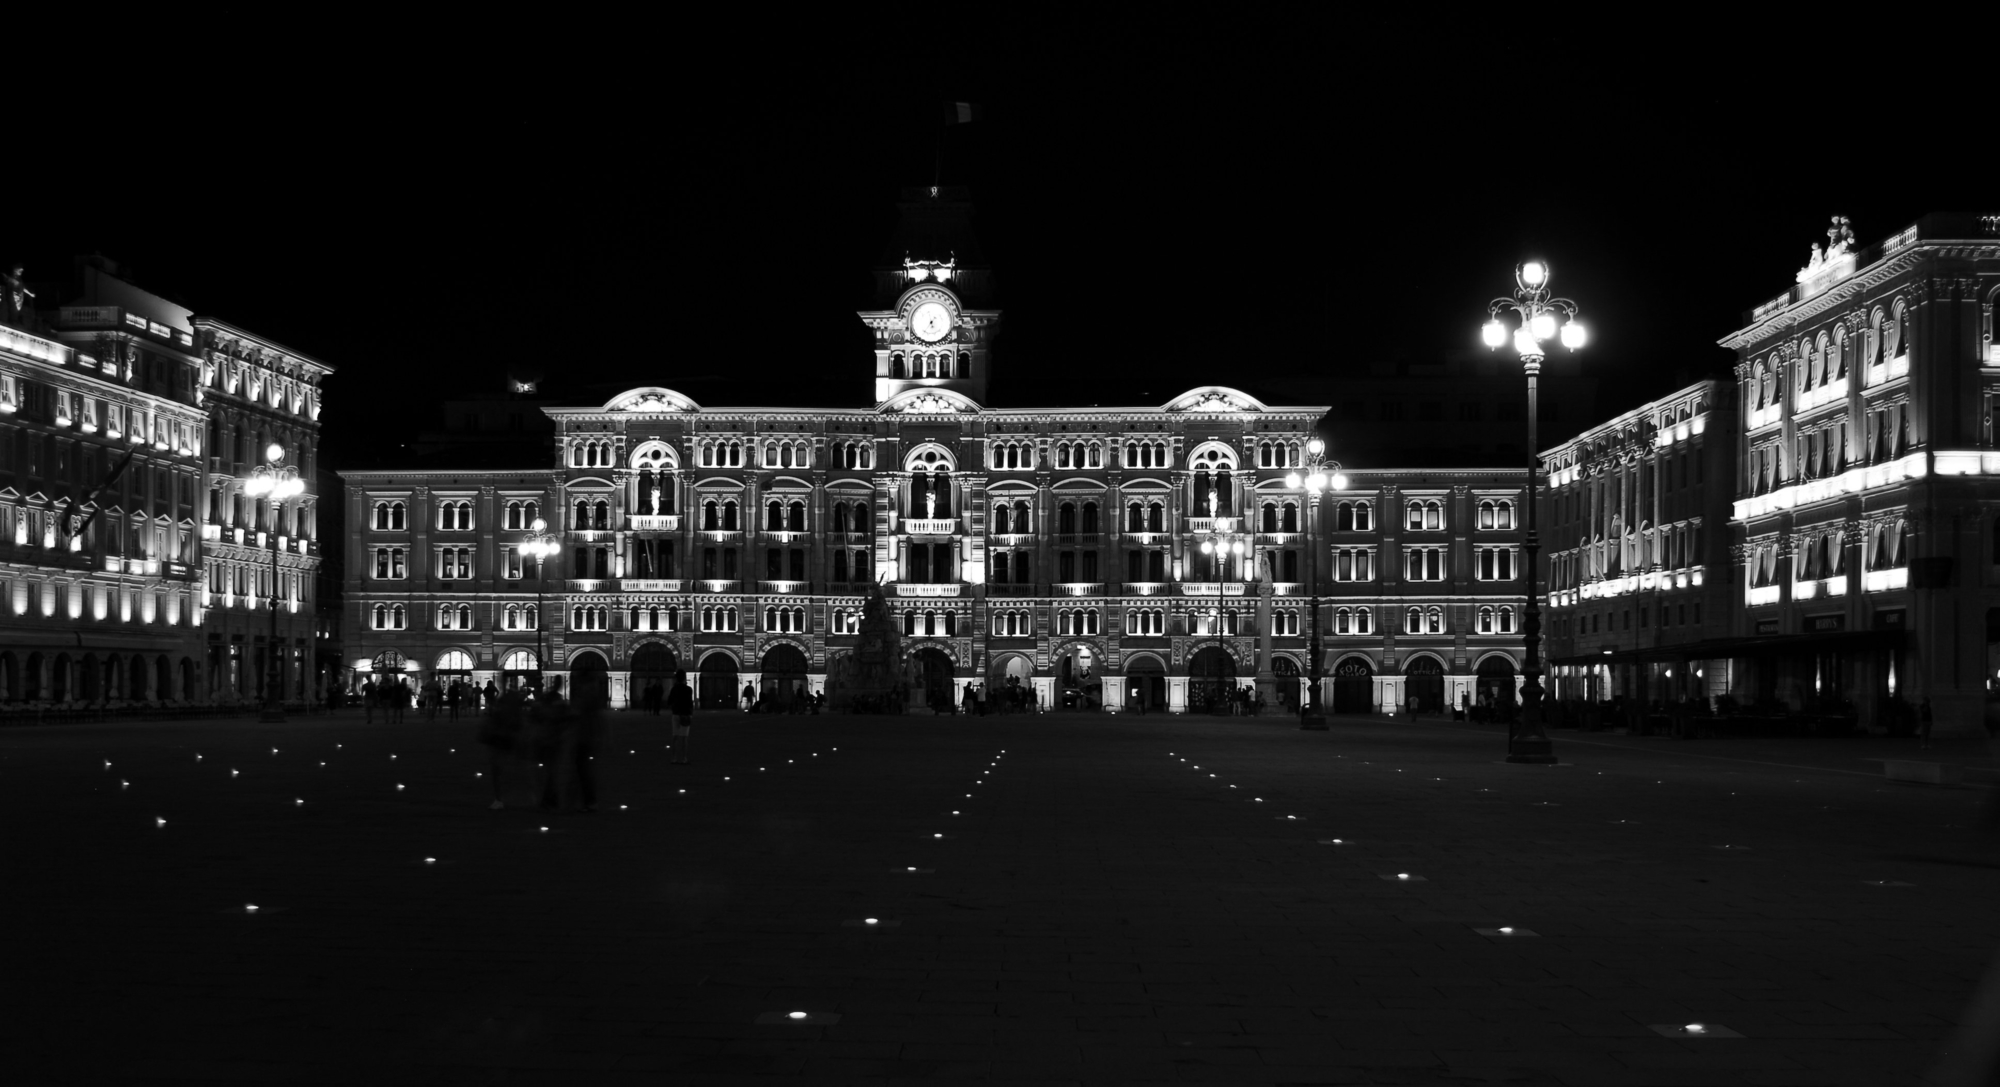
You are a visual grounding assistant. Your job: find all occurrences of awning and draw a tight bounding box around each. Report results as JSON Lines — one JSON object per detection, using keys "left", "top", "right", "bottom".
{"left": 1550, "top": 628, "right": 1905, "bottom": 667}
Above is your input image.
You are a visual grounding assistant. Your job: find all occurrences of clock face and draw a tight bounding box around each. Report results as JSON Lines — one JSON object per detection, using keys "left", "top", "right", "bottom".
{"left": 910, "top": 301, "right": 952, "bottom": 343}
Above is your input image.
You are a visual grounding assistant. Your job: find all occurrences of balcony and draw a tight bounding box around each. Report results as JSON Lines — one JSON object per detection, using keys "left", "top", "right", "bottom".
{"left": 759, "top": 580, "right": 807, "bottom": 594}
{"left": 1186, "top": 516, "right": 1240, "bottom": 533}
{"left": 1793, "top": 576, "right": 1847, "bottom": 601}
{"left": 1123, "top": 581, "right": 1167, "bottom": 596}
{"left": 1863, "top": 567, "right": 1908, "bottom": 594}
{"left": 896, "top": 582, "right": 962, "bottom": 597}
{"left": 629, "top": 514, "right": 679, "bottom": 531}
{"left": 903, "top": 518, "right": 959, "bottom": 536}
{"left": 620, "top": 578, "right": 684, "bottom": 592}
{"left": 1864, "top": 353, "right": 1911, "bottom": 387}
{"left": 1745, "top": 583, "right": 1782, "bottom": 607}
{"left": 1181, "top": 581, "right": 1249, "bottom": 596}
{"left": 1053, "top": 582, "right": 1104, "bottom": 597}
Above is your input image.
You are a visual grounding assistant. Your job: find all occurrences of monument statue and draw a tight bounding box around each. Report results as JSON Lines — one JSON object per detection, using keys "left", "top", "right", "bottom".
{"left": 4, "top": 265, "right": 34, "bottom": 325}
{"left": 649, "top": 485, "right": 661, "bottom": 514}
{"left": 826, "top": 582, "right": 904, "bottom": 713}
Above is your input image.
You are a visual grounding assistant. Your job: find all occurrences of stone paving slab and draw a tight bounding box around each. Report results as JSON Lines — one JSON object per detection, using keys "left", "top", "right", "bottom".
{"left": 2, "top": 710, "right": 1996, "bottom": 1085}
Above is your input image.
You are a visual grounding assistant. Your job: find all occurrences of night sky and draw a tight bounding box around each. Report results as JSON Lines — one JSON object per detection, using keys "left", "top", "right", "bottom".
{"left": 7, "top": 31, "right": 1981, "bottom": 469}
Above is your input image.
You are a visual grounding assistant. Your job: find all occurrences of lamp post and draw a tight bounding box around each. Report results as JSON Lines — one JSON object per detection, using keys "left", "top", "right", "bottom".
{"left": 1285, "top": 437, "right": 1349, "bottom": 729}
{"left": 1196, "top": 497, "right": 1246, "bottom": 714}
{"left": 242, "top": 443, "right": 304, "bottom": 723}
{"left": 1482, "top": 260, "right": 1586, "bottom": 764}
{"left": 520, "top": 517, "right": 561, "bottom": 693}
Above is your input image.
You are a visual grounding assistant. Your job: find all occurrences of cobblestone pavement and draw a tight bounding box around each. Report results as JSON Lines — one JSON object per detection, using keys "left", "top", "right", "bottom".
{"left": 4, "top": 709, "right": 1996, "bottom": 1086}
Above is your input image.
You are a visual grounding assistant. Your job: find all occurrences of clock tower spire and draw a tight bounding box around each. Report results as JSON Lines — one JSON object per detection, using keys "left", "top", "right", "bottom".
{"left": 859, "top": 185, "right": 998, "bottom": 406}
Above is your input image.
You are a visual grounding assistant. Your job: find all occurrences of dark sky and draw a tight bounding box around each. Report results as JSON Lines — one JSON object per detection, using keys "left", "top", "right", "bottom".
{"left": 7, "top": 27, "right": 1982, "bottom": 468}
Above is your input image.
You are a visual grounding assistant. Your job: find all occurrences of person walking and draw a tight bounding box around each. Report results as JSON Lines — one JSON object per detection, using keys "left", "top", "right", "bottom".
{"left": 1920, "top": 696, "right": 1934, "bottom": 750}
{"left": 563, "top": 690, "right": 607, "bottom": 813}
{"left": 389, "top": 678, "right": 408, "bottom": 725}
{"left": 975, "top": 683, "right": 987, "bottom": 716}
{"left": 960, "top": 683, "right": 976, "bottom": 717}
{"left": 742, "top": 682, "right": 755, "bottom": 713}
{"left": 644, "top": 679, "right": 664, "bottom": 716}
{"left": 362, "top": 678, "right": 377, "bottom": 724}
{"left": 528, "top": 678, "right": 569, "bottom": 810}
{"left": 447, "top": 680, "right": 464, "bottom": 722}
{"left": 668, "top": 670, "right": 694, "bottom": 764}
{"left": 478, "top": 687, "right": 528, "bottom": 809}
{"left": 482, "top": 680, "right": 499, "bottom": 715}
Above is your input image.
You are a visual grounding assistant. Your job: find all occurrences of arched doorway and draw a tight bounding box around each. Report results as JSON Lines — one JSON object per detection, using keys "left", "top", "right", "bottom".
{"left": 1405, "top": 655, "right": 1445, "bottom": 716}
{"left": 180, "top": 658, "right": 197, "bottom": 702}
{"left": 1056, "top": 644, "right": 1100, "bottom": 710}
{"left": 371, "top": 650, "right": 410, "bottom": 703}
{"left": 1332, "top": 655, "right": 1374, "bottom": 714}
{"left": 156, "top": 656, "right": 173, "bottom": 703}
{"left": 1187, "top": 646, "right": 1237, "bottom": 714}
{"left": 24, "top": 652, "right": 43, "bottom": 702}
{"left": 129, "top": 654, "right": 147, "bottom": 701}
{"left": 79, "top": 654, "right": 100, "bottom": 703}
{"left": 435, "top": 650, "right": 474, "bottom": 695}
{"left": 986, "top": 653, "right": 1033, "bottom": 714}
{"left": 1125, "top": 653, "right": 1166, "bottom": 713}
{"left": 630, "top": 642, "right": 679, "bottom": 706}
{"left": 1273, "top": 656, "right": 1301, "bottom": 714}
{"left": 52, "top": 654, "right": 71, "bottom": 702}
{"left": 698, "top": 652, "right": 739, "bottom": 710}
{"left": 909, "top": 647, "right": 956, "bottom": 712}
{"left": 760, "top": 643, "right": 809, "bottom": 707}
{"left": 1476, "top": 655, "right": 1518, "bottom": 722}
{"left": 569, "top": 650, "right": 609, "bottom": 706}
{"left": 3, "top": 650, "right": 22, "bottom": 701}
{"left": 498, "top": 649, "right": 539, "bottom": 691}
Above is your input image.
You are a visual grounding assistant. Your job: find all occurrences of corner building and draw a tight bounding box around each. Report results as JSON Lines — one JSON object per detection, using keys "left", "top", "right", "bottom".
{"left": 341, "top": 190, "right": 1532, "bottom": 713}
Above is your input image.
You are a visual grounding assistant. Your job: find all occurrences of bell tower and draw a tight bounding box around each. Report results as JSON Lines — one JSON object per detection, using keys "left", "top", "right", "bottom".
{"left": 859, "top": 186, "right": 998, "bottom": 405}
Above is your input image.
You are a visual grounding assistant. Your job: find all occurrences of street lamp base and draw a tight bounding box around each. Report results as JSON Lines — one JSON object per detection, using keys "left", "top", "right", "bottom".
{"left": 1298, "top": 714, "right": 1328, "bottom": 731}
{"left": 1505, "top": 736, "right": 1558, "bottom": 764}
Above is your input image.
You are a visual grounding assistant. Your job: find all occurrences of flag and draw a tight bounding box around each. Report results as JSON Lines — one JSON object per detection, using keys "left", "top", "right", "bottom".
{"left": 59, "top": 445, "right": 138, "bottom": 542}
{"left": 943, "top": 101, "right": 983, "bottom": 125}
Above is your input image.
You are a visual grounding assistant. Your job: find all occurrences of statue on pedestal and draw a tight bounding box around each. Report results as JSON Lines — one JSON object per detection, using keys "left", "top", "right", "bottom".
{"left": 826, "top": 582, "right": 904, "bottom": 714}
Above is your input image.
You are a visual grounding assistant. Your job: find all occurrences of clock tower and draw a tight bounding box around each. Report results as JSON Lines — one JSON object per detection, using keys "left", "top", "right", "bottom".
{"left": 859, "top": 186, "right": 998, "bottom": 405}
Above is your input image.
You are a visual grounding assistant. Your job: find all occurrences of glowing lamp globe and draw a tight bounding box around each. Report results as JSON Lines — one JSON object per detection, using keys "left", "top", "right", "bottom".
{"left": 1331, "top": 471, "right": 1350, "bottom": 490}
{"left": 1285, "top": 472, "right": 1303, "bottom": 489}
{"left": 265, "top": 442, "right": 285, "bottom": 464}
{"left": 1513, "top": 329, "right": 1540, "bottom": 357}
{"left": 1481, "top": 320, "right": 1507, "bottom": 348}
{"left": 1306, "top": 470, "right": 1328, "bottom": 493}
{"left": 1521, "top": 261, "right": 1547, "bottom": 287}
{"left": 1530, "top": 312, "right": 1558, "bottom": 341}
{"left": 1306, "top": 437, "right": 1324, "bottom": 455}
{"left": 529, "top": 517, "right": 546, "bottom": 533}
{"left": 1561, "top": 321, "right": 1587, "bottom": 350}
{"left": 1200, "top": 540, "right": 1214, "bottom": 555}
{"left": 1230, "top": 541, "right": 1245, "bottom": 555}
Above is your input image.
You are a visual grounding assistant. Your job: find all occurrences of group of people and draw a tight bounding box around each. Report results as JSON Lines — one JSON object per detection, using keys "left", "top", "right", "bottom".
{"left": 949, "top": 681, "right": 1037, "bottom": 715}
{"left": 353, "top": 676, "right": 498, "bottom": 725}
{"left": 475, "top": 671, "right": 697, "bottom": 811}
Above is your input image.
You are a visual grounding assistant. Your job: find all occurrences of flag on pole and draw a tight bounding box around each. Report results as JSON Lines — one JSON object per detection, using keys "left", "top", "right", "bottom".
{"left": 943, "top": 101, "right": 983, "bottom": 125}
{"left": 58, "top": 445, "right": 138, "bottom": 542}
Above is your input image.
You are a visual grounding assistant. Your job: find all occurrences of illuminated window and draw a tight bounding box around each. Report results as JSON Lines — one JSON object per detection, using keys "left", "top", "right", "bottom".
{"left": 372, "top": 547, "right": 406, "bottom": 579}
{"left": 1404, "top": 547, "right": 1444, "bottom": 581}
{"left": 1405, "top": 499, "right": 1444, "bottom": 531}
{"left": 372, "top": 501, "right": 406, "bottom": 531}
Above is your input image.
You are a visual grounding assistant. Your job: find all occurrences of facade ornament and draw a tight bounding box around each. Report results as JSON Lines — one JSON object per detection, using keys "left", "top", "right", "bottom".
{"left": 1796, "top": 215, "right": 1857, "bottom": 283}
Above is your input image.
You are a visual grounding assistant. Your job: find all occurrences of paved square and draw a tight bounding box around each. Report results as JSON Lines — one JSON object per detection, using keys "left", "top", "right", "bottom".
{"left": 4, "top": 711, "right": 1995, "bottom": 1085}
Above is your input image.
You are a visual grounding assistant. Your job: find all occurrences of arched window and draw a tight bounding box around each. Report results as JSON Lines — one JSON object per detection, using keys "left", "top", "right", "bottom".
{"left": 1082, "top": 502, "right": 1098, "bottom": 533}
{"left": 723, "top": 501, "right": 738, "bottom": 531}
{"left": 1014, "top": 500, "right": 1031, "bottom": 532}
{"left": 1426, "top": 606, "right": 1444, "bottom": 634}
{"left": 1261, "top": 503, "right": 1278, "bottom": 533}
{"left": 1499, "top": 606, "right": 1516, "bottom": 633}
{"left": 1281, "top": 502, "right": 1298, "bottom": 533}
{"left": 1478, "top": 606, "right": 1495, "bottom": 634}
{"left": 391, "top": 604, "right": 406, "bottom": 630}
{"left": 767, "top": 500, "right": 783, "bottom": 530}
{"left": 788, "top": 501, "right": 805, "bottom": 531}
{"left": 1127, "top": 502, "right": 1143, "bottom": 532}
{"left": 1406, "top": 606, "right": 1422, "bottom": 633}
{"left": 1058, "top": 503, "right": 1076, "bottom": 534}
{"left": 1147, "top": 502, "right": 1164, "bottom": 533}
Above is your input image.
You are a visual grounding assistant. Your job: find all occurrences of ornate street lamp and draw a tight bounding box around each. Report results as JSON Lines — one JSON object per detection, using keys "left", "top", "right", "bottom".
{"left": 1482, "top": 260, "right": 1586, "bottom": 764}
{"left": 242, "top": 443, "right": 304, "bottom": 723}
{"left": 1196, "top": 502, "right": 1247, "bottom": 714}
{"left": 1285, "top": 437, "right": 1348, "bottom": 729}
{"left": 520, "top": 517, "right": 561, "bottom": 692}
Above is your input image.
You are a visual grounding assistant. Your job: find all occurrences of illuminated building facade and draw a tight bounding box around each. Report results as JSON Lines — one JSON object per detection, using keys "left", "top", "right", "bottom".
{"left": 191, "top": 319, "right": 330, "bottom": 704}
{"left": 0, "top": 265, "right": 209, "bottom": 705}
{"left": 1538, "top": 380, "right": 1737, "bottom": 704}
{"left": 1717, "top": 214, "right": 2000, "bottom": 736}
{"left": 339, "top": 189, "right": 1533, "bottom": 714}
